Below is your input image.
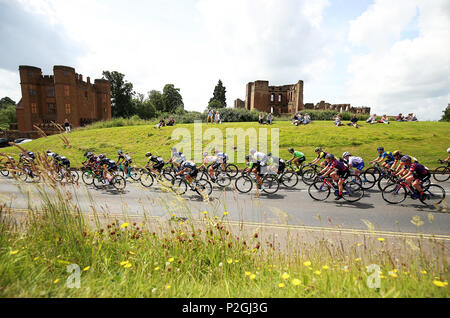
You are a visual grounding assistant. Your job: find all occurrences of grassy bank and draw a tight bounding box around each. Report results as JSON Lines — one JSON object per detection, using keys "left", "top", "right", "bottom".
{"left": 1, "top": 121, "right": 449, "bottom": 169}
{"left": 0, "top": 178, "right": 448, "bottom": 298}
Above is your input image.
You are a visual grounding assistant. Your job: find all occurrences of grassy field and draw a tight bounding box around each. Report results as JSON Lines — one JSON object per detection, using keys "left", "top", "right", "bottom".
{"left": 0, "top": 178, "right": 448, "bottom": 298}
{"left": 1, "top": 121, "right": 449, "bottom": 169}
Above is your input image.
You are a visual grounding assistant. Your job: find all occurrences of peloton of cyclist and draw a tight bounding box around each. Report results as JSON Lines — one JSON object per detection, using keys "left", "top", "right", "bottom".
{"left": 176, "top": 159, "right": 200, "bottom": 190}
{"left": 199, "top": 152, "right": 221, "bottom": 182}
{"left": 319, "top": 153, "right": 350, "bottom": 200}
{"left": 342, "top": 152, "right": 365, "bottom": 176}
{"left": 214, "top": 149, "right": 229, "bottom": 170}
{"left": 310, "top": 147, "right": 329, "bottom": 169}
{"left": 287, "top": 148, "right": 305, "bottom": 173}
{"left": 144, "top": 152, "right": 165, "bottom": 174}
{"left": 168, "top": 147, "right": 186, "bottom": 169}
{"left": 370, "top": 147, "right": 395, "bottom": 170}
{"left": 398, "top": 155, "right": 431, "bottom": 199}
{"left": 391, "top": 150, "right": 418, "bottom": 176}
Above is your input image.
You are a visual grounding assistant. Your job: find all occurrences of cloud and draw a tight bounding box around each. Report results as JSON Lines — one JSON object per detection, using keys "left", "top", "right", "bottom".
{"left": 346, "top": 0, "right": 450, "bottom": 120}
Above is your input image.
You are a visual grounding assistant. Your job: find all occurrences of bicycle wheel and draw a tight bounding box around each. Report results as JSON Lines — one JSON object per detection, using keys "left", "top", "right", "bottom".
{"left": 69, "top": 170, "right": 79, "bottom": 183}
{"left": 361, "top": 169, "right": 378, "bottom": 190}
{"left": 235, "top": 176, "right": 253, "bottom": 193}
{"left": 112, "top": 175, "right": 126, "bottom": 191}
{"left": 17, "top": 170, "right": 28, "bottom": 182}
{"left": 172, "top": 178, "right": 188, "bottom": 195}
{"left": 381, "top": 183, "right": 407, "bottom": 204}
{"left": 82, "top": 171, "right": 94, "bottom": 185}
{"left": 420, "top": 184, "right": 445, "bottom": 206}
{"left": 377, "top": 175, "right": 395, "bottom": 191}
{"left": 342, "top": 180, "right": 364, "bottom": 202}
{"left": 281, "top": 171, "right": 299, "bottom": 188}
{"left": 215, "top": 172, "right": 232, "bottom": 188}
{"left": 262, "top": 175, "right": 280, "bottom": 194}
{"left": 140, "top": 172, "right": 154, "bottom": 187}
{"left": 93, "top": 176, "right": 106, "bottom": 189}
{"left": 129, "top": 168, "right": 141, "bottom": 181}
{"left": 308, "top": 180, "right": 331, "bottom": 201}
{"left": 301, "top": 167, "right": 317, "bottom": 185}
{"left": 196, "top": 179, "right": 213, "bottom": 196}
{"left": 433, "top": 167, "right": 450, "bottom": 182}
{"left": 225, "top": 164, "right": 239, "bottom": 178}
{"left": 0, "top": 167, "right": 9, "bottom": 177}
{"left": 161, "top": 172, "right": 174, "bottom": 184}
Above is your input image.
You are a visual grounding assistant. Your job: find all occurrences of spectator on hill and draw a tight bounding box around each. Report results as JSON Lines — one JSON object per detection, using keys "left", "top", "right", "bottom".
{"left": 334, "top": 114, "right": 344, "bottom": 127}
{"left": 167, "top": 117, "right": 175, "bottom": 126}
{"left": 155, "top": 118, "right": 165, "bottom": 129}
{"left": 64, "top": 118, "right": 71, "bottom": 133}
{"left": 215, "top": 111, "right": 221, "bottom": 124}
{"left": 411, "top": 114, "right": 418, "bottom": 121}
{"left": 347, "top": 114, "right": 359, "bottom": 128}
{"left": 207, "top": 108, "right": 214, "bottom": 124}
{"left": 366, "top": 113, "right": 377, "bottom": 124}
{"left": 266, "top": 113, "right": 273, "bottom": 125}
{"left": 396, "top": 113, "right": 405, "bottom": 122}
{"left": 293, "top": 113, "right": 303, "bottom": 126}
{"left": 378, "top": 114, "right": 390, "bottom": 124}
{"left": 303, "top": 113, "right": 311, "bottom": 125}
{"left": 258, "top": 112, "right": 265, "bottom": 124}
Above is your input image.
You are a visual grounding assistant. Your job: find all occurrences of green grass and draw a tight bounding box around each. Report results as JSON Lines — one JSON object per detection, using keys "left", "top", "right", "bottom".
{"left": 0, "top": 177, "right": 448, "bottom": 298}
{"left": 1, "top": 121, "right": 449, "bottom": 169}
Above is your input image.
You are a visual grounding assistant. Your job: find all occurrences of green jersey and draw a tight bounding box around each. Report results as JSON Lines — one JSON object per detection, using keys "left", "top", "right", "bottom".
{"left": 293, "top": 151, "right": 305, "bottom": 159}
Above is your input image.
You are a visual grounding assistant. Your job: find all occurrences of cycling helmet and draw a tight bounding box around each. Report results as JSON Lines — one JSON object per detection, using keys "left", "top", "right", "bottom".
{"left": 288, "top": 148, "right": 294, "bottom": 153}
{"left": 250, "top": 149, "right": 256, "bottom": 154}
{"left": 55, "top": 156, "right": 62, "bottom": 161}
{"left": 117, "top": 150, "right": 123, "bottom": 155}
{"left": 99, "top": 154, "right": 105, "bottom": 160}
{"left": 245, "top": 155, "right": 250, "bottom": 161}
{"left": 203, "top": 151, "right": 208, "bottom": 157}
{"left": 342, "top": 152, "right": 351, "bottom": 158}
{"left": 171, "top": 147, "right": 177, "bottom": 152}
{"left": 393, "top": 150, "right": 402, "bottom": 157}
{"left": 267, "top": 153, "right": 272, "bottom": 157}
{"left": 46, "top": 149, "right": 52, "bottom": 154}
{"left": 377, "top": 147, "right": 384, "bottom": 152}
{"left": 145, "top": 152, "right": 152, "bottom": 157}
{"left": 52, "top": 153, "right": 58, "bottom": 158}
{"left": 447, "top": 148, "right": 450, "bottom": 153}
{"left": 325, "top": 153, "right": 335, "bottom": 160}
{"left": 400, "top": 155, "right": 411, "bottom": 163}
{"left": 315, "top": 147, "right": 322, "bottom": 153}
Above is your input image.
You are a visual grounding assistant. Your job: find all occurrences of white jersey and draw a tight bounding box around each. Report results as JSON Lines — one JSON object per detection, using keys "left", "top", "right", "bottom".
{"left": 253, "top": 152, "right": 268, "bottom": 165}
{"left": 203, "top": 155, "right": 219, "bottom": 164}
{"left": 348, "top": 156, "right": 363, "bottom": 166}
{"left": 172, "top": 152, "right": 186, "bottom": 164}
{"left": 216, "top": 152, "right": 228, "bottom": 162}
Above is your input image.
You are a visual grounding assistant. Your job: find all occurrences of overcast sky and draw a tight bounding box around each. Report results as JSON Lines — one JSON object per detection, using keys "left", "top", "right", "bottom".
{"left": 0, "top": 0, "right": 448, "bottom": 120}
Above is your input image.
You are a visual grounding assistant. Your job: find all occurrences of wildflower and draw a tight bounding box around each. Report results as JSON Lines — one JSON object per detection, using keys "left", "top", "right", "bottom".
{"left": 357, "top": 243, "right": 361, "bottom": 247}
{"left": 314, "top": 270, "right": 321, "bottom": 276}
{"left": 166, "top": 285, "right": 171, "bottom": 289}
{"left": 291, "top": 279, "right": 301, "bottom": 286}
{"left": 223, "top": 212, "right": 229, "bottom": 216}
{"left": 303, "top": 261, "right": 311, "bottom": 267}
{"left": 390, "top": 273, "right": 398, "bottom": 278}
{"left": 53, "top": 279, "right": 59, "bottom": 284}
{"left": 179, "top": 222, "right": 184, "bottom": 226}
{"left": 120, "top": 223, "right": 129, "bottom": 229}
{"left": 433, "top": 280, "right": 446, "bottom": 288}
{"left": 124, "top": 263, "right": 132, "bottom": 269}
{"left": 234, "top": 260, "right": 239, "bottom": 263}
{"left": 249, "top": 274, "right": 256, "bottom": 280}
{"left": 128, "top": 251, "right": 135, "bottom": 255}
{"left": 245, "top": 272, "right": 252, "bottom": 276}
{"left": 33, "top": 257, "right": 39, "bottom": 261}
{"left": 377, "top": 238, "right": 385, "bottom": 242}
{"left": 421, "top": 270, "right": 427, "bottom": 275}
{"left": 154, "top": 267, "right": 160, "bottom": 271}
{"left": 355, "top": 258, "right": 361, "bottom": 262}
{"left": 278, "top": 283, "right": 285, "bottom": 288}
{"left": 322, "top": 265, "right": 329, "bottom": 270}
{"left": 152, "top": 288, "right": 157, "bottom": 293}
{"left": 203, "top": 211, "right": 208, "bottom": 215}
{"left": 168, "top": 257, "right": 174, "bottom": 263}
{"left": 281, "top": 273, "right": 290, "bottom": 280}
{"left": 218, "top": 262, "right": 223, "bottom": 267}
{"left": 83, "top": 266, "right": 90, "bottom": 272}
{"left": 227, "top": 258, "right": 233, "bottom": 264}
{"left": 120, "top": 261, "right": 130, "bottom": 266}
{"left": 10, "top": 250, "right": 19, "bottom": 255}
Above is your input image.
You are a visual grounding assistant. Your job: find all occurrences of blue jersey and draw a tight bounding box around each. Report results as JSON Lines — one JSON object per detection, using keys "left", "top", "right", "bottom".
{"left": 379, "top": 151, "right": 395, "bottom": 162}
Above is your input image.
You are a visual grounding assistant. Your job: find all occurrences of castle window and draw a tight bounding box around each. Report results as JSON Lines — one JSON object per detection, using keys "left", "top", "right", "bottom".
{"left": 64, "top": 86, "right": 70, "bottom": 97}
{"left": 278, "top": 94, "right": 282, "bottom": 103}
{"left": 46, "top": 87, "right": 55, "bottom": 97}
{"left": 64, "top": 71, "right": 69, "bottom": 77}
{"left": 31, "top": 103, "right": 37, "bottom": 114}
{"left": 65, "top": 103, "right": 71, "bottom": 114}
{"left": 48, "top": 103, "right": 56, "bottom": 114}
{"left": 270, "top": 94, "right": 274, "bottom": 102}
{"left": 28, "top": 71, "right": 34, "bottom": 77}
{"left": 29, "top": 89, "right": 36, "bottom": 96}
{"left": 85, "top": 91, "right": 88, "bottom": 99}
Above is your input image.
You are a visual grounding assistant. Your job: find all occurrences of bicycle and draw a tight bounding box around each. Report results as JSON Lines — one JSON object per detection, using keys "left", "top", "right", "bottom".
{"left": 16, "top": 163, "right": 41, "bottom": 183}
{"left": 198, "top": 164, "right": 233, "bottom": 188}
{"left": 0, "top": 157, "right": 16, "bottom": 177}
{"left": 362, "top": 162, "right": 395, "bottom": 190}
{"left": 381, "top": 178, "right": 445, "bottom": 206}
{"left": 308, "top": 175, "right": 364, "bottom": 202}
{"left": 54, "top": 165, "right": 79, "bottom": 184}
{"left": 234, "top": 170, "right": 280, "bottom": 194}
{"left": 139, "top": 167, "right": 174, "bottom": 188}
{"left": 118, "top": 163, "right": 141, "bottom": 181}
{"left": 268, "top": 162, "right": 299, "bottom": 188}
{"left": 171, "top": 174, "right": 213, "bottom": 197}
{"left": 289, "top": 162, "right": 320, "bottom": 185}
{"left": 433, "top": 160, "right": 450, "bottom": 182}
{"left": 91, "top": 166, "right": 126, "bottom": 191}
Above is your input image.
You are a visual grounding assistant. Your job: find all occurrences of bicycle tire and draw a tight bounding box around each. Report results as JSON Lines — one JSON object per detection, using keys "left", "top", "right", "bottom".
{"left": 140, "top": 172, "right": 154, "bottom": 187}
{"left": 433, "top": 166, "right": 450, "bottom": 182}
{"left": 172, "top": 178, "right": 188, "bottom": 195}
{"left": 112, "top": 175, "right": 126, "bottom": 191}
{"left": 262, "top": 175, "right": 280, "bottom": 194}
{"left": 420, "top": 184, "right": 445, "bottom": 205}
{"left": 342, "top": 180, "right": 364, "bottom": 202}
{"left": 308, "top": 180, "right": 331, "bottom": 201}
{"left": 235, "top": 175, "right": 253, "bottom": 193}
{"left": 196, "top": 179, "right": 213, "bottom": 196}
{"left": 226, "top": 164, "right": 239, "bottom": 178}
{"left": 381, "top": 183, "right": 407, "bottom": 204}
{"left": 301, "top": 167, "right": 317, "bottom": 185}
{"left": 281, "top": 171, "right": 299, "bottom": 188}
{"left": 0, "top": 167, "right": 9, "bottom": 177}
{"left": 216, "top": 172, "right": 232, "bottom": 188}
{"left": 361, "top": 170, "right": 377, "bottom": 189}
{"left": 82, "top": 171, "right": 94, "bottom": 185}
{"left": 93, "top": 176, "right": 106, "bottom": 189}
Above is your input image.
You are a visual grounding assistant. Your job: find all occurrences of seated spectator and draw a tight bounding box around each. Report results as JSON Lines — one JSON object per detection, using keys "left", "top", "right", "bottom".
{"left": 396, "top": 113, "right": 405, "bottom": 121}
{"left": 411, "top": 114, "right": 418, "bottom": 121}
{"left": 155, "top": 118, "right": 166, "bottom": 129}
{"left": 406, "top": 113, "right": 413, "bottom": 121}
{"left": 266, "top": 113, "right": 273, "bottom": 125}
{"left": 334, "top": 114, "right": 344, "bottom": 127}
{"left": 167, "top": 117, "right": 175, "bottom": 126}
{"left": 292, "top": 112, "right": 299, "bottom": 124}
{"left": 258, "top": 112, "right": 265, "bottom": 124}
{"left": 347, "top": 114, "right": 359, "bottom": 128}
{"left": 366, "top": 113, "right": 377, "bottom": 124}
{"left": 303, "top": 113, "right": 311, "bottom": 125}
{"left": 294, "top": 113, "right": 303, "bottom": 126}
{"left": 378, "top": 114, "right": 390, "bottom": 124}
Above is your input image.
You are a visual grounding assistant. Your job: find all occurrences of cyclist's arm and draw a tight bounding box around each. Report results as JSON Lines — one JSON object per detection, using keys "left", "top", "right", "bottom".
{"left": 176, "top": 168, "right": 187, "bottom": 176}
{"left": 310, "top": 157, "right": 320, "bottom": 165}
{"left": 319, "top": 165, "right": 331, "bottom": 176}
{"left": 402, "top": 170, "right": 413, "bottom": 180}
{"left": 445, "top": 155, "right": 450, "bottom": 162}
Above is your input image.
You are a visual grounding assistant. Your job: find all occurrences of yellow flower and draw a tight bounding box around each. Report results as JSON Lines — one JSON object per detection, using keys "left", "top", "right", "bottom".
{"left": 303, "top": 261, "right": 311, "bottom": 267}
{"left": 83, "top": 266, "right": 90, "bottom": 271}
{"left": 249, "top": 274, "right": 256, "bottom": 280}
{"left": 357, "top": 243, "right": 361, "bottom": 247}
{"left": 227, "top": 258, "right": 233, "bottom": 264}
{"left": 9, "top": 250, "right": 19, "bottom": 255}
{"left": 291, "top": 279, "right": 301, "bottom": 286}
{"left": 421, "top": 270, "right": 427, "bottom": 274}
{"left": 355, "top": 258, "right": 361, "bottom": 262}
{"left": 154, "top": 267, "right": 160, "bottom": 271}
{"left": 128, "top": 251, "right": 135, "bottom": 255}
{"left": 53, "top": 279, "right": 59, "bottom": 284}
{"left": 234, "top": 260, "right": 239, "bottom": 263}
{"left": 245, "top": 271, "right": 252, "bottom": 276}
{"left": 123, "top": 263, "right": 132, "bottom": 269}
{"left": 120, "top": 261, "right": 129, "bottom": 266}
{"left": 166, "top": 285, "right": 171, "bottom": 289}
{"left": 179, "top": 222, "right": 184, "bottom": 226}
{"left": 33, "top": 257, "right": 39, "bottom": 261}
{"left": 322, "top": 265, "right": 329, "bottom": 270}
{"left": 203, "top": 211, "right": 208, "bottom": 215}
{"left": 180, "top": 232, "right": 185, "bottom": 236}
{"left": 281, "top": 273, "right": 290, "bottom": 280}
{"left": 433, "top": 280, "right": 445, "bottom": 288}
{"left": 314, "top": 270, "right": 321, "bottom": 275}
{"left": 278, "top": 283, "right": 285, "bottom": 288}
{"left": 223, "top": 212, "right": 229, "bottom": 216}
{"left": 120, "top": 222, "right": 129, "bottom": 229}
{"left": 390, "top": 273, "right": 398, "bottom": 278}
{"left": 393, "top": 269, "right": 398, "bottom": 273}
{"left": 378, "top": 238, "right": 385, "bottom": 242}
{"left": 168, "top": 257, "right": 174, "bottom": 263}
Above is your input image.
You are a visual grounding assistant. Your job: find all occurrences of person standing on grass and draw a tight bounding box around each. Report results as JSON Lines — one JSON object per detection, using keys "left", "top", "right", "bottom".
{"left": 207, "top": 108, "right": 214, "bottom": 124}
{"left": 64, "top": 118, "right": 71, "bottom": 133}
{"left": 215, "top": 111, "right": 221, "bottom": 124}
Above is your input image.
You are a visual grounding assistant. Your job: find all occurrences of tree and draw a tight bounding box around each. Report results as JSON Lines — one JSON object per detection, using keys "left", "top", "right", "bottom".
{"left": 209, "top": 79, "right": 226, "bottom": 108}
{"left": 162, "top": 84, "right": 184, "bottom": 113}
{"left": 440, "top": 104, "right": 450, "bottom": 122}
{"left": 135, "top": 99, "right": 156, "bottom": 120}
{"left": 0, "top": 105, "right": 17, "bottom": 129}
{"left": 0, "top": 96, "right": 16, "bottom": 110}
{"left": 208, "top": 99, "right": 223, "bottom": 110}
{"left": 148, "top": 90, "right": 165, "bottom": 112}
{"left": 102, "top": 71, "right": 135, "bottom": 118}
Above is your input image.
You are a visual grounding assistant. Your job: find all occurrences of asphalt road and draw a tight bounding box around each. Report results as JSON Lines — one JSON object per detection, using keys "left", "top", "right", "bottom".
{"left": 1, "top": 175, "right": 449, "bottom": 237}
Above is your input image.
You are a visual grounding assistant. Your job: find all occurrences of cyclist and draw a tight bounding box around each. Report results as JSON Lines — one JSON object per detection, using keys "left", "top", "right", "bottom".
{"left": 287, "top": 148, "right": 306, "bottom": 173}
{"left": 116, "top": 150, "right": 133, "bottom": 178}
{"left": 248, "top": 149, "right": 268, "bottom": 190}
{"left": 392, "top": 150, "right": 418, "bottom": 175}
{"left": 310, "top": 147, "right": 329, "bottom": 168}
{"left": 199, "top": 152, "right": 220, "bottom": 182}
{"left": 144, "top": 152, "right": 165, "bottom": 174}
{"left": 176, "top": 160, "right": 200, "bottom": 189}
{"left": 168, "top": 148, "right": 186, "bottom": 169}
{"left": 370, "top": 147, "right": 395, "bottom": 169}
{"left": 445, "top": 148, "right": 450, "bottom": 162}
{"left": 399, "top": 155, "right": 431, "bottom": 199}
{"left": 97, "top": 154, "right": 117, "bottom": 184}
{"left": 319, "top": 153, "right": 350, "bottom": 200}
{"left": 342, "top": 152, "right": 364, "bottom": 176}
{"left": 267, "top": 153, "right": 286, "bottom": 177}
{"left": 214, "top": 149, "right": 229, "bottom": 170}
